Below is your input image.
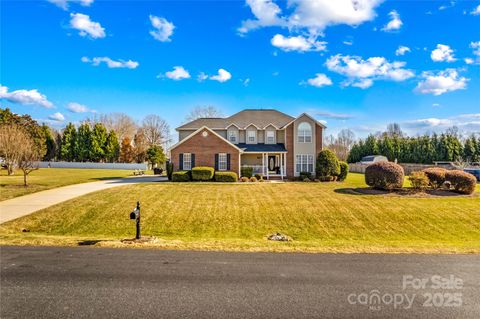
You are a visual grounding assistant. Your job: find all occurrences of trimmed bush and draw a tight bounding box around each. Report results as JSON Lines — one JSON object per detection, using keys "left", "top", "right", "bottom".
{"left": 299, "top": 171, "right": 312, "bottom": 180}
{"left": 337, "top": 162, "right": 349, "bottom": 182}
{"left": 172, "top": 170, "right": 191, "bottom": 182}
{"left": 166, "top": 162, "right": 174, "bottom": 181}
{"left": 214, "top": 171, "right": 238, "bottom": 182}
{"left": 191, "top": 166, "right": 214, "bottom": 181}
{"left": 422, "top": 167, "right": 447, "bottom": 189}
{"left": 241, "top": 167, "right": 253, "bottom": 178}
{"left": 365, "top": 161, "right": 404, "bottom": 190}
{"left": 445, "top": 170, "right": 477, "bottom": 195}
{"left": 240, "top": 176, "right": 249, "bottom": 182}
{"left": 254, "top": 173, "right": 263, "bottom": 180}
{"left": 316, "top": 149, "right": 340, "bottom": 178}
{"left": 408, "top": 171, "right": 429, "bottom": 191}
{"left": 249, "top": 176, "right": 258, "bottom": 182}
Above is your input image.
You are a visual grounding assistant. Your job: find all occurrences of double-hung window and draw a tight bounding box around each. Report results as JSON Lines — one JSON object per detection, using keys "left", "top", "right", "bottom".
{"left": 183, "top": 153, "right": 191, "bottom": 170}
{"left": 218, "top": 153, "right": 227, "bottom": 171}
{"left": 247, "top": 130, "right": 256, "bottom": 143}
{"left": 297, "top": 122, "right": 312, "bottom": 143}
{"left": 295, "top": 154, "right": 314, "bottom": 173}
{"left": 228, "top": 131, "right": 237, "bottom": 143}
{"left": 266, "top": 130, "right": 275, "bottom": 144}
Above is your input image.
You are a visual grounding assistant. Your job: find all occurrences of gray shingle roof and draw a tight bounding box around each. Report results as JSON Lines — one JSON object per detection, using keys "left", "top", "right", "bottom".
{"left": 237, "top": 143, "right": 287, "bottom": 153}
{"left": 177, "top": 109, "right": 295, "bottom": 130}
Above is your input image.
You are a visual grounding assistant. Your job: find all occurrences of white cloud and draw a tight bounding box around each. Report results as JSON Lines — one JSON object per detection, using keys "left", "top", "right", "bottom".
{"left": 48, "top": 112, "right": 65, "bottom": 122}
{"left": 239, "top": 0, "right": 382, "bottom": 35}
{"left": 470, "top": 41, "right": 480, "bottom": 56}
{"left": 470, "top": 4, "right": 480, "bottom": 15}
{"left": 0, "top": 85, "right": 54, "bottom": 108}
{"left": 81, "top": 56, "right": 139, "bottom": 69}
{"left": 343, "top": 40, "right": 353, "bottom": 46}
{"left": 403, "top": 113, "right": 480, "bottom": 134}
{"left": 395, "top": 45, "right": 411, "bottom": 56}
{"left": 67, "top": 102, "right": 89, "bottom": 113}
{"left": 70, "top": 13, "right": 105, "bottom": 39}
{"left": 163, "top": 66, "right": 191, "bottom": 80}
{"left": 415, "top": 69, "right": 468, "bottom": 96}
{"left": 304, "top": 73, "right": 332, "bottom": 88}
{"left": 315, "top": 110, "right": 353, "bottom": 120}
{"left": 325, "top": 54, "right": 414, "bottom": 89}
{"left": 48, "top": 0, "right": 94, "bottom": 10}
{"left": 209, "top": 69, "right": 232, "bottom": 82}
{"left": 149, "top": 15, "right": 175, "bottom": 42}
{"left": 271, "top": 34, "right": 327, "bottom": 52}
{"left": 382, "top": 10, "right": 403, "bottom": 32}
{"left": 430, "top": 44, "right": 456, "bottom": 62}
{"left": 465, "top": 58, "right": 474, "bottom": 65}
{"left": 241, "top": 78, "right": 251, "bottom": 86}
{"left": 197, "top": 72, "right": 208, "bottom": 82}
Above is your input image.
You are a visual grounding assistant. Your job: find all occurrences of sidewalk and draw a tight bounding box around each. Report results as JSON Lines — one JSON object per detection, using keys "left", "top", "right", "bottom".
{"left": 0, "top": 176, "right": 166, "bottom": 224}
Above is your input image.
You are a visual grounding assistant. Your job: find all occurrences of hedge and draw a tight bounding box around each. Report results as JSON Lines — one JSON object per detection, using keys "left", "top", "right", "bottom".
{"left": 422, "top": 167, "right": 447, "bottom": 189}
{"left": 365, "top": 161, "right": 404, "bottom": 190}
{"left": 241, "top": 166, "right": 253, "bottom": 178}
{"left": 172, "top": 170, "right": 191, "bottom": 182}
{"left": 337, "top": 161, "right": 349, "bottom": 182}
{"left": 445, "top": 170, "right": 477, "bottom": 195}
{"left": 409, "top": 171, "right": 429, "bottom": 191}
{"left": 214, "top": 171, "right": 238, "bottom": 182}
{"left": 191, "top": 166, "right": 215, "bottom": 181}
{"left": 166, "top": 162, "right": 174, "bottom": 181}
{"left": 316, "top": 149, "right": 340, "bottom": 178}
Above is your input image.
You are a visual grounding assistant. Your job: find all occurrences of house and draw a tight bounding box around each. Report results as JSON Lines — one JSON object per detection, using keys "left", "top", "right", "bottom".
{"left": 170, "top": 109, "right": 325, "bottom": 179}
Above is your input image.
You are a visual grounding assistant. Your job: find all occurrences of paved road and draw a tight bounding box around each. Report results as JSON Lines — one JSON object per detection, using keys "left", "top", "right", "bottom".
{"left": 0, "top": 176, "right": 165, "bottom": 224}
{"left": 1, "top": 246, "right": 479, "bottom": 318}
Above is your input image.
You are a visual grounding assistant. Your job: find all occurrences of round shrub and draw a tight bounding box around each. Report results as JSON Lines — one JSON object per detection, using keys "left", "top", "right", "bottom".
{"left": 408, "top": 171, "right": 429, "bottom": 191}
{"left": 445, "top": 170, "right": 477, "bottom": 195}
{"left": 316, "top": 149, "right": 340, "bottom": 178}
{"left": 214, "top": 171, "right": 238, "bottom": 182}
{"left": 172, "top": 170, "right": 191, "bottom": 182}
{"left": 249, "top": 176, "right": 258, "bottom": 182}
{"left": 422, "top": 167, "right": 447, "bottom": 189}
{"left": 337, "top": 161, "right": 349, "bottom": 182}
{"left": 254, "top": 173, "right": 263, "bottom": 180}
{"left": 241, "top": 167, "right": 253, "bottom": 178}
{"left": 240, "top": 176, "right": 249, "bottom": 183}
{"left": 365, "top": 162, "right": 404, "bottom": 190}
{"left": 191, "top": 166, "right": 214, "bottom": 181}
{"left": 299, "top": 172, "right": 312, "bottom": 180}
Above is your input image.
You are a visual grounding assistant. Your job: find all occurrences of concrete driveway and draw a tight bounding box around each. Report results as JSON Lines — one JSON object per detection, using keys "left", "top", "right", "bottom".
{"left": 0, "top": 176, "right": 166, "bottom": 224}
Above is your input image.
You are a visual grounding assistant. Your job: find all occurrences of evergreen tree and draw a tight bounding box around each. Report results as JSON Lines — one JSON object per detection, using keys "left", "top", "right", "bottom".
{"left": 41, "top": 125, "right": 57, "bottom": 161}
{"left": 60, "top": 123, "right": 76, "bottom": 161}
{"left": 91, "top": 123, "right": 108, "bottom": 162}
{"left": 146, "top": 145, "right": 166, "bottom": 167}
{"left": 104, "top": 130, "right": 120, "bottom": 162}
{"left": 75, "top": 123, "right": 92, "bottom": 162}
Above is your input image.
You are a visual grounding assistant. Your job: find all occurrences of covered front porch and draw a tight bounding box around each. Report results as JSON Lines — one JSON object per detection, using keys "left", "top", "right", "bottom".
{"left": 240, "top": 152, "right": 287, "bottom": 179}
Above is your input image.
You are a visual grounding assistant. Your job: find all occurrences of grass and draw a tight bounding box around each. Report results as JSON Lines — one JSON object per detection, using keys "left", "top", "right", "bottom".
{"left": 1, "top": 173, "right": 479, "bottom": 253}
{"left": 0, "top": 168, "right": 140, "bottom": 201}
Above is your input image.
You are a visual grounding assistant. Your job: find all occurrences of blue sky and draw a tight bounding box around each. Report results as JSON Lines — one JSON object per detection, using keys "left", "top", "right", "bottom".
{"left": 1, "top": 0, "right": 479, "bottom": 138}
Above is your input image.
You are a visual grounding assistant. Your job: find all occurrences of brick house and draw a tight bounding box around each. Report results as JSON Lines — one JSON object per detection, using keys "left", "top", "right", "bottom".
{"left": 170, "top": 109, "right": 325, "bottom": 179}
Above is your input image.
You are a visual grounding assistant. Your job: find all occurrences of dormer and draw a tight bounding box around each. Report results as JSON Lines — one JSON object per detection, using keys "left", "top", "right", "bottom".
{"left": 246, "top": 124, "right": 259, "bottom": 144}
{"left": 264, "top": 124, "right": 277, "bottom": 144}
{"left": 226, "top": 123, "right": 240, "bottom": 144}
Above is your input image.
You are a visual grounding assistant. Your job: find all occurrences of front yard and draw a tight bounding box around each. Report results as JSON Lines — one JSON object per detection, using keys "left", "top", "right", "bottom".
{"left": 1, "top": 173, "right": 479, "bottom": 253}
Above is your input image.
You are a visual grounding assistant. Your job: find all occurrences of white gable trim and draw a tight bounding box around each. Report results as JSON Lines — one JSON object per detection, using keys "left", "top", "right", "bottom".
{"left": 170, "top": 126, "right": 243, "bottom": 152}
{"left": 282, "top": 113, "right": 327, "bottom": 128}
{"left": 226, "top": 123, "right": 241, "bottom": 129}
{"left": 244, "top": 123, "right": 262, "bottom": 130}
{"left": 263, "top": 123, "right": 280, "bottom": 130}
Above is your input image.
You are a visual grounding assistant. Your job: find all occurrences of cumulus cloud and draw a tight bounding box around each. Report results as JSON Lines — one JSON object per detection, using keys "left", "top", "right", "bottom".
{"left": 271, "top": 34, "right": 327, "bottom": 52}
{"left": 470, "top": 41, "right": 480, "bottom": 56}
{"left": 415, "top": 69, "right": 468, "bottom": 96}
{"left": 209, "top": 69, "right": 232, "bottom": 82}
{"left": 149, "top": 15, "right": 175, "bottom": 42}
{"left": 395, "top": 45, "right": 411, "bottom": 56}
{"left": 70, "top": 13, "right": 105, "bottom": 39}
{"left": 197, "top": 72, "right": 208, "bottom": 82}
{"left": 303, "top": 73, "right": 332, "bottom": 88}
{"left": 470, "top": 4, "right": 480, "bottom": 15}
{"left": 403, "top": 113, "right": 480, "bottom": 134}
{"left": 48, "top": 0, "right": 94, "bottom": 10}
{"left": 48, "top": 112, "right": 65, "bottom": 122}
{"left": 239, "top": 0, "right": 382, "bottom": 35}
{"left": 0, "top": 85, "right": 54, "bottom": 108}
{"left": 325, "top": 54, "right": 414, "bottom": 89}
{"left": 81, "top": 56, "right": 139, "bottom": 69}
{"left": 382, "top": 10, "right": 403, "bottom": 32}
{"left": 163, "top": 66, "right": 191, "bottom": 80}
{"left": 465, "top": 58, "right": 474, "bottom": 64}
{"left": 431, "top": 44, "right": 456, "bottom": 62}
{"left": 67, "top": 102, "right": 89, "bottom": 113}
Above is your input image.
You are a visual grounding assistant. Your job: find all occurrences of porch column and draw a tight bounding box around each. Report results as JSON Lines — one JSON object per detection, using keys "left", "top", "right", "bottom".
{"left": 284, "top": 153, "right": 287, "bottom": 179}
{"left": 280, "top": 153, "right": 283, "bottom": 179}
{"left": 266, "top": 152, "right": 269, "bottom": 180}
{"left": 262, "top": 153, "right": 265, "bottom": 176}
{"left": 238, "top": 153, "right": 241, "bottom": 177}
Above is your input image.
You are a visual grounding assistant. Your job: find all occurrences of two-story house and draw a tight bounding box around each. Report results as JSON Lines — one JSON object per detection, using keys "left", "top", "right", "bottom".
{"left": 170, "top": 109, "right": 325, "bottom": 179}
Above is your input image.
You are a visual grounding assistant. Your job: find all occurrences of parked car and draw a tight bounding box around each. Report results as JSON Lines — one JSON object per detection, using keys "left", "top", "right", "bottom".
{"left": 360, "top": 155, "right": 388, "bottom": 165}
{"left": 464, "top": 168, "right": 480, "bottom": 181}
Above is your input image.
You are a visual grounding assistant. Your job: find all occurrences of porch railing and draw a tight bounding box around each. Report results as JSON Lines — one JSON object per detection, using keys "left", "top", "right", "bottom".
{"left": 241, "top": 164, "right": 263, "bottom": 174}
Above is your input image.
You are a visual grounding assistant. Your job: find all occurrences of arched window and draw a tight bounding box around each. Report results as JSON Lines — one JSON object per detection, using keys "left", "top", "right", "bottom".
{"left": 297, "top": 122, "right": 312, "bottom": 143}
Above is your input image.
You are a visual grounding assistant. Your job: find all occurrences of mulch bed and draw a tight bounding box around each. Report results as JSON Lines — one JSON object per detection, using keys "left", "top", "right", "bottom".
{"left": 345, "top": 187, "right": 476, "bottom": 198}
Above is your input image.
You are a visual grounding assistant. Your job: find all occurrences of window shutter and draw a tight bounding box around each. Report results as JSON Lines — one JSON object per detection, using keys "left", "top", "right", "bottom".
{"left": 226, "top": 154, "right": 231, "bottom": 170}
{"left": 191, "top": 154, "right": 195, "bottom": 169}
{"left": 179, "top": 153, "right": 183, "bottom": 170}
{"left": 214, "top": 154, "right": 219, "bottom": 170}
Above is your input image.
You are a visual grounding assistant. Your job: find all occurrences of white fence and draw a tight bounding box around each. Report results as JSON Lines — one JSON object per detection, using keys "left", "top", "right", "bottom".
{"left": 36, "top": 161, "right": 148, "bottom": 170}
{"left": 349, "top": 163, "right": 455, "bottom": 175}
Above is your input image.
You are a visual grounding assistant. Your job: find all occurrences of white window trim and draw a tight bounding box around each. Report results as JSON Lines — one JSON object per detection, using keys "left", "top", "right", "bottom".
{"left": 247, "top": 129, "right": 257, "bottom": 143}
{"left": 228, "top": 130, "right": 238, "bottom": 143}
{"left": 218, "top": 153, "right": 227, "bottom": 171}
{"left": 266, "top": 130, "right": 276, "bottom": 144}
{"left": 295, "top": 154, "right": 314, "bottom": 174}
{"left": 297, "top": 122, "right": 312, "bottom": 143}
{"left": 183, "top": 153, "right": 191, "bottom": 170}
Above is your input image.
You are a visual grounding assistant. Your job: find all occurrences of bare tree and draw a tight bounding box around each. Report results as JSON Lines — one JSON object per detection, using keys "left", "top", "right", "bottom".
{"left": 324, "top": 129, "right": 356, "bottom": 161}
{"left": 0, "top": 124, "right": 25, "bottom": 175}
{"left": 18, "top": 137, "right": 40, "bottom": 186}
{"left": 141, "top": 114, "right": 170, "bottom": 147}
{"left": 185, "top": 106, "right": 223, "bottom": 122}
{"left": 386, "top": 123, "right": 404, "bottom": 137}
{"left": 98, "top": 113, "right": 137, "bottom": 141}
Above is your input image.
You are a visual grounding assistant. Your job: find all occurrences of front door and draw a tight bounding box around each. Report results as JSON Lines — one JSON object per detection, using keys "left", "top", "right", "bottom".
{"left": 268, "top": 156, "right": 276, "bottom": 171}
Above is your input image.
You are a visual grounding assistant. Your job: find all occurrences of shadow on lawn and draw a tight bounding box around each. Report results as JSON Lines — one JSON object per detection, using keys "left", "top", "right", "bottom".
{"left": 334, "top": 187, "right": 471, "bottom": 197}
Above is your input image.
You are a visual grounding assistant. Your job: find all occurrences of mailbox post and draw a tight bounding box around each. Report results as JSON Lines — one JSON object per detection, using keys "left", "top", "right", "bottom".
{"left": 129, "top": 201, "right": 141, "bottom": 239}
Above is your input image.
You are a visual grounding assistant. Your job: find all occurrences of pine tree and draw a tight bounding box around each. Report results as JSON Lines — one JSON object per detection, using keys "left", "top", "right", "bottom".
{"left": 104, "top": 130, "right": 120, "bottom": 163}
{"left": 75, "top": 123, "right": 92, "bottom": 162}
{"left": 91, "top": 123, "right": 108, "bottom": 162}
{"left": 60, "top": 123, "right": 76, "bottom": 161}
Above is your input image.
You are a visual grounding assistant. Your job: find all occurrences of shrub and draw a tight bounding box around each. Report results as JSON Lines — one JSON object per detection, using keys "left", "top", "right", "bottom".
{"left": 316, "top": 149, "right": 340, "bottom": 178}
{"left": 408, "top": 171, "right": 429, "bottom": 191}
{"left": 172, "top": 170, "right": 191, "bottom": 182}
{"left": 337, "top": 162, "right": 349, "bottom": 182}
{"left": 191, "top": 166, "right": 214, "bottom": 181}
{"left": 249, "top": 176, "right": 258, "bottom": 182}
{"left": 240, "top": 176, "right": 249, "bottom": 182}
{"left": 303, "top": 178, "right": 311, "bottom": 182}
{"left": 214, "top": 171, "right": 238, "bottom": 182}
{"left": 241, "top": 167, "right": 253, "bottom": 178}
{"left": 166, "top": 162, "right": 174, "bottom": 181}
{"left": 365, "top": 161, "right": 404, "bottom": 190}
{"left": 254, "top": 173, "right": 263, "bottom": 180}
{"left": 299, "top": 171, "right": 312, "bottom": 180}
{"left": 422, "top": 167, "right": 446, "bottom": 189}
{"left": 445, "top": 170, "right": 477, "bottom": 195}
{"left": 319, "top": 176, "right": 335, "bottom": 182}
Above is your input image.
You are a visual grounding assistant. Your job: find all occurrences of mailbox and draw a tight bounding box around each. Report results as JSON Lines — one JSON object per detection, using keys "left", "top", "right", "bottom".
{"left": 129, "top": 201, "right": 141, "bottom": 239}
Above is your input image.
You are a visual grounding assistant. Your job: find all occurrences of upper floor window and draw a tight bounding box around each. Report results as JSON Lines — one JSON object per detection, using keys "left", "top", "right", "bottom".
{"left": 266, "top": 130, "right": 275, "bottom": 144}
{"left": 228, "top": 130, "right": 237, "bottom": 143}
{"left": 183, "top": 153, "right": 192, "bottom": 170}
{"left": 297, "top": 122, "right": 312, "bottom": 143}
{"left": 218, "top": 153, "right": 227, "bottom": 171}
{"left": 247, "top": 130, "right": 256, "bottom": 143}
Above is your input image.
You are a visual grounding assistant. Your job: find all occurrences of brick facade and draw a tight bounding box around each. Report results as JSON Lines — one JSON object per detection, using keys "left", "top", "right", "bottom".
{"left": 170, "top": 128, "right": 240, "bottom": 174}
{"left": 315, "top": 123, "right": 323, "bottom": 155}
{"left": 285, "top": 124, "right": 295, "bottom": 178}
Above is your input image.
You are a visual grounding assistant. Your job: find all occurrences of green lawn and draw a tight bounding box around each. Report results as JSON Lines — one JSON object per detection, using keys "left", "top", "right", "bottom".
{"left": 1, "top": 173, "right": 479, "bottom": 253}
{"left": 0, "top": 168, "right": 139, "bottom": 201}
